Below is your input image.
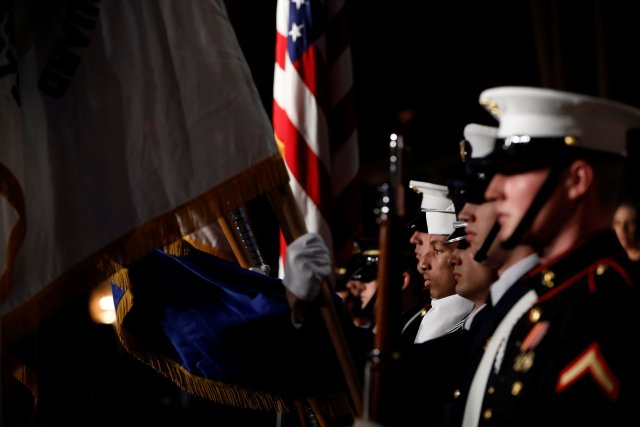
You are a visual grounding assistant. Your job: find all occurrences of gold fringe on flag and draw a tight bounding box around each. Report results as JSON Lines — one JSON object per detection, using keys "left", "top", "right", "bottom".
{"left": 110, "top": 248, "right": 352, "bottom": 417}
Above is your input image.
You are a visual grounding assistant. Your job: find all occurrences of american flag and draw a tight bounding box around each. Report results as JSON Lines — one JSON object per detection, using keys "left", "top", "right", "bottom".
{"left": 273, "top": 0, "right": 361, "bottom": 270}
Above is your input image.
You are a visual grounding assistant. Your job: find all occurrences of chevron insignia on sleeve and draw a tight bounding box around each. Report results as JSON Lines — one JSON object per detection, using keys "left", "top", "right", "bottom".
{"left": 556, "top": 342, "right": 619, "bottom": 401}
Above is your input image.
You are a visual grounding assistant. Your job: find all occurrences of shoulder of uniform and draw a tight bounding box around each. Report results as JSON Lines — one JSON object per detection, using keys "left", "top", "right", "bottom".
{"left": 534, "top": 257, "right": 632, "bottom": 300}
{"left": 588, "top": 258, "right": 633, "bottom": 292}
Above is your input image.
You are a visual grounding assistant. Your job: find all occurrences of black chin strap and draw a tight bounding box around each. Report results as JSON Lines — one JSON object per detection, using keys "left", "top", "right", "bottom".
{"left": 501, "top": 164, "right": 567, "bottom": 250}
{"left": 473, "top": 220, "right": 501, "bottom": 263}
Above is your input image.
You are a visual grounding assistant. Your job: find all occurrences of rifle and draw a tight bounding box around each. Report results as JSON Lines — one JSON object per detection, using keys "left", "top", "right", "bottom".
{"left": 364, "top": 133, "right": 406, "bottom": 424}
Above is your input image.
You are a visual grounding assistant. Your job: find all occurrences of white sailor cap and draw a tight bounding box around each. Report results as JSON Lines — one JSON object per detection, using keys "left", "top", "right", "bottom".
{"left": 407, "top": 180, "right": 456, "bottom": 235}
{"left": 425, "top": 203, "right": 456, "bottom": 236}
{"left": 463, "top": 123, "right": 498, "bottom": 160}
{"left": 479, "top": 86, "right": 640, "bottom": 160}
{"left": 409, "top": 181, "right": 452, "bottom": 211}
{"left": 407, "top": 180, "right": 445, "bottom": 232}
{"left": 458, "top": 123, "right": 499, "bottom": 203}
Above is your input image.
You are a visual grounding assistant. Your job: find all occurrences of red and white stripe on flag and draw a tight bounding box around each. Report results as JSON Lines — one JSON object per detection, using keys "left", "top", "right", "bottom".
{"left": 273, "top": 0, "right": 361, "bottom": 272}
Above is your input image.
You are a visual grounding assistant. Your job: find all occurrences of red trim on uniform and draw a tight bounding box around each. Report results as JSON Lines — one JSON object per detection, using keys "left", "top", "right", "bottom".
{"left": 537, "top": 269, "right": 587, "bottom": 303}
{"left": 522, "top": 262, "right": 547, "bottom": 280}
{"left": 524, "top": 238, "right": 589, "bottom": 279}
{"left": 556, "top": 342, "right": 619, "bottom": 401}
{"left": 587, "top": 259, "right": 631, "bottom": 292}
{"left": 587, "top": 268, "right": 597, "bottom": 293}
{"left": 606, "top": 259, "right": 632, "bottom": 288}
{"left": 524, "top": 231, "right": 608, "bottom": 280}
{"left": 537, "top": 258, "right": 631, "bottom": 303}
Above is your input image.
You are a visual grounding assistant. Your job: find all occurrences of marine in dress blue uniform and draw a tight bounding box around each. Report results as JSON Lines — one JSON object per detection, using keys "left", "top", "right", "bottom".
{"left": 463, "top": 86, "right": 640, "bottom": 427}
{"left": 477, "top": 231, "right": 637, "bottom": 426}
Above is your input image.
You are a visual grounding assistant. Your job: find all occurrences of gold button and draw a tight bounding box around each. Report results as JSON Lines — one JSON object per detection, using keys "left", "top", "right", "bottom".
{"left": 483, "top": 408, "right": 493, "bottom": 419}
{"left": 487, "top": 386, "right": 495, "bottom": 395}
{"left": 564, "top": 135, "right": 578, "bottom": 146}
{"left": 541, "top": 270, "right": 555, "bottom": 288}
{"left": 529, "top": 307, "right": 541, "bottom": 323}
{"left": 511, "top": 381, "right": 523, "bottom": 396}
{"left": 596, "top": 264, "right": 608, "bottom": 275}
{"left": 453, "top": 389, "right": 461, "bottom": 399}
{"left": 513, "top": 351, "right": 535, "bottom": 372}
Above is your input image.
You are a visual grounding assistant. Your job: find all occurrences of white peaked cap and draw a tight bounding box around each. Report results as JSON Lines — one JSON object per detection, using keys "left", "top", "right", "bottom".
{"left": 425, "top": 203, "right": 456, "bottom": 235}
{"left": 479, "top": 86, "right": 640, "bottom": 157}
{"left": 464, "top": 123, "right": 498, "bottom": 159}
{"left": 409, "top": 180, "right": 451, "bottom": 211}
{"left": 409, "top": 180, "right": 456, "bottom": 235}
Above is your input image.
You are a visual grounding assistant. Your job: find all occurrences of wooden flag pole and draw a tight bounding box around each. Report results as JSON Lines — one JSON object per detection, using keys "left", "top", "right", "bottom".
{"left": 266, "top": 183, "right": 364, "bottom": 418}
{"left": 217, "top": 215, "right": 253, "bottom": 268}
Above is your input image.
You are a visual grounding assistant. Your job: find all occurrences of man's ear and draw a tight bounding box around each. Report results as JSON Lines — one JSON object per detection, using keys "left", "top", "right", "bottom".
{"left": 567, "top": 159, "right": 594, "bottom": 200}
{"left": 401, "top": 271, "right": 411, "bottom": 291}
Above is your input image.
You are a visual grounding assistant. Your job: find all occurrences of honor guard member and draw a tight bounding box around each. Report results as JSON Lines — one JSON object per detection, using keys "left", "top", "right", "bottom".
{"left": 463, "top": 87, "right": 640, "bottom": 427}
{"left": 402, "top": 180, "right": 448, "bottom": 342}
{"left": 443, "top": 146, "right": 497, "bottom": 330}
{"left": 408, "top": 180, "right": 444, "bottom": 263}
{"left": 446, "top": 219, "right": 496, "bottom": 330}
{"left": 349, "top": 245, "right": 380, "bottom": 327}
{"left": 389, "top": 182, "right": 478, "bottom": 427}
{"left": 335, "top": 242, "right": 373, "bottom": 329}
{"left": 412, "top": 182, "right": 474, "bottom": 344}
{"left": 446, "top": 123, "right": 539, "bottom": 427}
{"left": 381, "top": 126, "right": 520, "bottom": 427}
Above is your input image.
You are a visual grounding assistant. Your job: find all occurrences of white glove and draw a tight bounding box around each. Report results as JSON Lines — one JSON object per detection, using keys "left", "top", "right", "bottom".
{"left": 283, "top": 233, "right": 331, "bottom": 301}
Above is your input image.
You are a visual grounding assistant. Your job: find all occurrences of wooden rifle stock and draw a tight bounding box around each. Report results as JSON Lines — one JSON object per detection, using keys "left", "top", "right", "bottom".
{"left": 366, "top": 134, "right": 406, "bottom": 424}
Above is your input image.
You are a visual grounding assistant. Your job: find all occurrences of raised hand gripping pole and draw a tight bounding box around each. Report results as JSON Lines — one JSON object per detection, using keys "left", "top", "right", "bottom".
{"left": 266, "top": 183, "right": 364, "bottom": 418}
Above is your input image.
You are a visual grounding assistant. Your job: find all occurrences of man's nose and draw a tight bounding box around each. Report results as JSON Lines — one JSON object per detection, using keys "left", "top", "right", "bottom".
{"left": 418, "top": 255, "right": 430, "bottom": 272}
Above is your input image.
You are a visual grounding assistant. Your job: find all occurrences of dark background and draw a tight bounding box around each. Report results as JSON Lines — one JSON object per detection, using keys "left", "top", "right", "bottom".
{"left": 6, "top": 1, "right": 640, "bottom": 425}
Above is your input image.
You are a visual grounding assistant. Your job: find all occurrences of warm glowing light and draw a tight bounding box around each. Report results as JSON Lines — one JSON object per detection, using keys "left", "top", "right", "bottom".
{"left": 99, "top": 311, "right": 117, "bottom": 324}
{"left": 99, "top": 295, "right": 115, "bottom": 311}
{"left": 89, "top": 281, "right": 117, "bottom": 325}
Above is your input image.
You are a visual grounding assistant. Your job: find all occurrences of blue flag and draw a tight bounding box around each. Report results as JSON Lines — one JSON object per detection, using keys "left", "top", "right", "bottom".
{"left": 112, "top": 241, "right": 353, "bottom": 416}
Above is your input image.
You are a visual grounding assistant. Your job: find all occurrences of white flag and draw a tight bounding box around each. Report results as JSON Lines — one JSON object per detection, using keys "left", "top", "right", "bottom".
{"left": 0, "top": 0, "right": 287, "bottom": 344}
